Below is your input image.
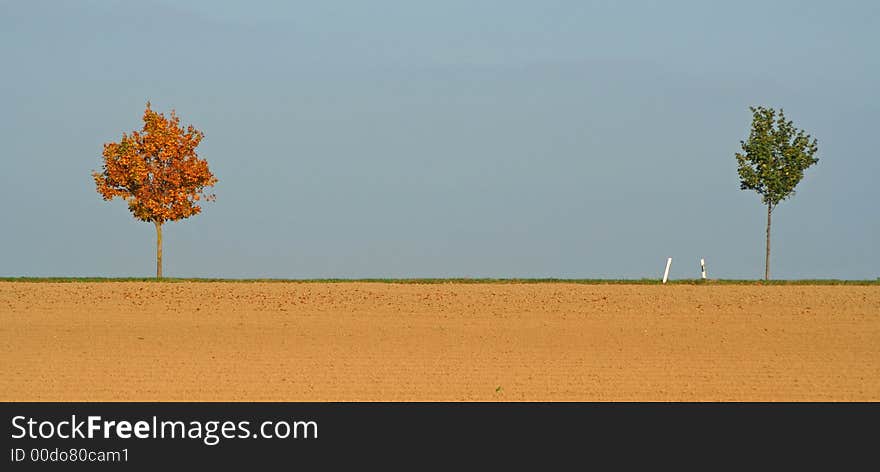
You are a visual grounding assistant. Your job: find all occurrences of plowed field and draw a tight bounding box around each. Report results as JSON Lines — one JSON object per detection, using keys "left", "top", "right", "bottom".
{"left": 2, "top": 282, "right": 878, "bottom": 401}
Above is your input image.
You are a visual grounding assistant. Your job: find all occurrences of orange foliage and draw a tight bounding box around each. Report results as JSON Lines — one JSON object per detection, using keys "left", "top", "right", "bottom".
{"left": 93, "top": 102, "right": 217, "bottom": 223}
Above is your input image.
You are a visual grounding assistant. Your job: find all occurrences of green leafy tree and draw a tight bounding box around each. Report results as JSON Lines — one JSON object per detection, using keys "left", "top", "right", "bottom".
{"left": 736, "top": 106, "right": 818, "bottom": 280}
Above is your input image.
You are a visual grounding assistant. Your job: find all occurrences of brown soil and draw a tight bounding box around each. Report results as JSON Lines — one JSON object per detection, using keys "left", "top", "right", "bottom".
{"left": 1, "top": 282, "right": 878, "bottom": 401}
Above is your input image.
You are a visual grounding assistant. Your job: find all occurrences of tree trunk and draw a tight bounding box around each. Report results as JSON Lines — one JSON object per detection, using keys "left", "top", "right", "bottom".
{"left": 764, "top": 203, "right": 771, "bottom": 281}
{"left": 155, "top": 221, "right": 163, "bottom": 279}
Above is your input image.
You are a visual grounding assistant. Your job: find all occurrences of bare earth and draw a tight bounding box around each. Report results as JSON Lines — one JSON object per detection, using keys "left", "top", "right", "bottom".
{"left": 1, "top": 282, "right": 878, "bottom": 401}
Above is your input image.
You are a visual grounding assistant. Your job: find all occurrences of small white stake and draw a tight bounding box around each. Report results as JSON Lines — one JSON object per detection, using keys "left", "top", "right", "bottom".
{"left": 662, "top": 257, "right": 672, "bottom": 284}
{"left": 700, "top": 258, "right": 707, "bottom": 280}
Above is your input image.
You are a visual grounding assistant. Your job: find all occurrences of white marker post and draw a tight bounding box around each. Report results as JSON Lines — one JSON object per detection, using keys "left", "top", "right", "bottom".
{"left": 700, "top": 258, "right": 707, "bottom": 280}
{"left": 662, "top": 257, "right": 672, "bottom": 284}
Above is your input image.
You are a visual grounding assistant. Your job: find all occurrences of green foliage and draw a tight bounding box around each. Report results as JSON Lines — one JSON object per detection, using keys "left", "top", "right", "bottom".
{"left": 736, "top": 106, "right": 819, "bottom": 207}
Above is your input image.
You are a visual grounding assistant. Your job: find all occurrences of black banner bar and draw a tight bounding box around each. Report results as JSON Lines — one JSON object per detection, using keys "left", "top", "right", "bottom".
{"left": 2, "top": 402, "right": 876, "bottom": 468}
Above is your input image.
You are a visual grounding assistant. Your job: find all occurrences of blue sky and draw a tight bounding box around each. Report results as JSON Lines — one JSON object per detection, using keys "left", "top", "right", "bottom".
{"left": 1, "top": 0, "right": 877, "bottom": 279}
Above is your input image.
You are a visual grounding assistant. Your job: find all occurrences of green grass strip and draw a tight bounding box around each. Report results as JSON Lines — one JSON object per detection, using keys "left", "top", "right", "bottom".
{"left": 0, "top": 277, "right": 877, "bottom": 285}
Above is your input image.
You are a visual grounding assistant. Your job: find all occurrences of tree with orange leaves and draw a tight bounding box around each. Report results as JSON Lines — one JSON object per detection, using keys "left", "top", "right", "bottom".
{"left": 93, "top": 102, "right": 217, "bottom": 278}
